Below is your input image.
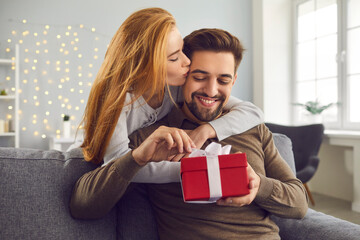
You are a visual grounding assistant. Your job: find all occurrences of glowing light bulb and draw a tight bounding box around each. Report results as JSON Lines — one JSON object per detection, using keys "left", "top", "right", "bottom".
{"left": 45, "top": 25, "right": 50, "bottom": 29}
{"left": 34, "top": 33, "right": 38, "bottom": 37}
{"left": 91, "top": 28, "right": 96, "bottom": 32}
{"left": 22, "top": 127, "right": 27, "bottom": 131}
{"left": 34, "top": 131, "right": 39, "bottom": 136}
{"left": 22, "top": 19, "right": 27, "bottom": 24}
{"left": 57, "top": 35, "right": 61, "bottom": 39}
{"left": 42, "top": 134, "right": 46, "bottom": 139}
{"left": 46, "top": 111, "right": 50, "bottom": 116}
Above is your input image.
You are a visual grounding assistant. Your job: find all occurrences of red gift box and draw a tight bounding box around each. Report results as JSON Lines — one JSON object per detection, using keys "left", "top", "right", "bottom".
{"left": 181, "top": 153, "right": 250, "bottom": 202}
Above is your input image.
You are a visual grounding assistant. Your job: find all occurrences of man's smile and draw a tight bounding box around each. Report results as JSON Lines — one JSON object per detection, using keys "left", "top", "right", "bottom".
{"left": 196, "top": 95, "right": 219, "bottom": 107}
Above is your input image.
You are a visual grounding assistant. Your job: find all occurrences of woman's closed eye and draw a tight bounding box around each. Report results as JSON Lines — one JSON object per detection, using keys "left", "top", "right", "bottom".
{"left": 169, "top": 57, "right": 179, "bottom": 62}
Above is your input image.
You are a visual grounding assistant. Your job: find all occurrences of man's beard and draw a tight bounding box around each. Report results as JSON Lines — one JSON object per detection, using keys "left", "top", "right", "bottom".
{"left": 185, "top": 92, "right": 225, "bottom": 122}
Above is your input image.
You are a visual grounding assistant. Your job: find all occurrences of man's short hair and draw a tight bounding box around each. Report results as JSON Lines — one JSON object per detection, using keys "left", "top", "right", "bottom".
{"left": 183, "top": 28, "right": 245, "bottom": 73}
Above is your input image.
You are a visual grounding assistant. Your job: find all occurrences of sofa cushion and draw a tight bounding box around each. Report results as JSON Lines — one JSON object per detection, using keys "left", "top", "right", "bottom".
{"left": 272, "top": 208, "right": 360, "bottom": 240}
{"left": 0, "top": 147, "right": 116, "bottom": 240}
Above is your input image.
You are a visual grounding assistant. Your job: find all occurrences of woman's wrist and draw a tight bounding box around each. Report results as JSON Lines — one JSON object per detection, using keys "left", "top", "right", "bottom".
{"left": 200, "top": 123, "right": 216, "bottom": 139}
{"left": 132, "top": 149, "right": 147, "bottom": 166}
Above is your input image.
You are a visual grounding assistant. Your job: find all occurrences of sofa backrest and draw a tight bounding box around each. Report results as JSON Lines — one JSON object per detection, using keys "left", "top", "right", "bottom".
{"left": 0, "top": 147, "right": 116, "bottom": 240}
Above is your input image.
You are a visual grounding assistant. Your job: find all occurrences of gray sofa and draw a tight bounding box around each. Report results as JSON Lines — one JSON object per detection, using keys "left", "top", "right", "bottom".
{"left": 1, "top": 134, "right": 360, "bottom": 240}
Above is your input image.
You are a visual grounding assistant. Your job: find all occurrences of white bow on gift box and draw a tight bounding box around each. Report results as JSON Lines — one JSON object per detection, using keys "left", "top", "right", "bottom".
{"left": 184, "top": 142, "right": 232, "bottom": 203}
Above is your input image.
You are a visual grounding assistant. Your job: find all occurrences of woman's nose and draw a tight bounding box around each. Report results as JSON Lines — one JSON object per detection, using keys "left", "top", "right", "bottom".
{"left": 181, "top": 52, "right": 191, "bottom": 67}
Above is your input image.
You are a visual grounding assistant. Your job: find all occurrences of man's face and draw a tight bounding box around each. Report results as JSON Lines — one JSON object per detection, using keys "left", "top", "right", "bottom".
{"left": 183, "top": 51, "right": 237, "bottom": 122}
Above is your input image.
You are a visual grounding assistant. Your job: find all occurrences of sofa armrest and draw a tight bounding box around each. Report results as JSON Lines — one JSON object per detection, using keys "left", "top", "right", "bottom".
{"left": 271, "top": 208, "right": 360, "bottom": 240}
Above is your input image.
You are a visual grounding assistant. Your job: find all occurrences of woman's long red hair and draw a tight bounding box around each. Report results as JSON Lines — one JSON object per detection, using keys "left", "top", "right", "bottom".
{"left": 80, "top": 8, "right": 175, "bottom": 164}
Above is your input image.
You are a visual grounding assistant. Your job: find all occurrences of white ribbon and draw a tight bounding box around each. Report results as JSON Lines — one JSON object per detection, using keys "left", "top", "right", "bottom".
{"left": 188, "top": 142, "right": 231, "bottom": 202}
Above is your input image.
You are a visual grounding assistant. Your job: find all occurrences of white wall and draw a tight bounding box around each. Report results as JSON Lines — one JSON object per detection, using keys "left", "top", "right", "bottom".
{"left": 309, "top": 142, "right": 354, "bottom": 201}
{"left": 253, "top": 0, "right": 292, "bottom": 124}
{"left": 0, "top": 0, "right": 254, "bottom": 149}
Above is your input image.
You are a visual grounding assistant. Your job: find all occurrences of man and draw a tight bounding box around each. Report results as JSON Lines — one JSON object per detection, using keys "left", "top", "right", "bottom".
{"left": 71, "top": 28, "right": 308, "bottom": 239}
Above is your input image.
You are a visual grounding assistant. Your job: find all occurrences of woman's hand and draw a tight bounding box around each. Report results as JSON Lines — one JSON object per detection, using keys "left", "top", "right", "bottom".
{"left": 170, "top": 123, "right": 216, "bottom": 162}
{"left": 216, "top": 162, "right": 260, "bottom": 207}
{"left": 132, "top": 126, "right": 195, "bottom": 166}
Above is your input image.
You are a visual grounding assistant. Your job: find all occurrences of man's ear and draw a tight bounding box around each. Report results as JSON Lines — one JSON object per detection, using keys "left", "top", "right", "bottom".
{"left": 232, "top": 73, "right": 238, "bottom": 86}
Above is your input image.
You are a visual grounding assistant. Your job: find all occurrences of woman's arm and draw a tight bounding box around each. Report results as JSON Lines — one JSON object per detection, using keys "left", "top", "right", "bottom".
{"left": 209, "top": 96, "right": 264, "bottom": 141}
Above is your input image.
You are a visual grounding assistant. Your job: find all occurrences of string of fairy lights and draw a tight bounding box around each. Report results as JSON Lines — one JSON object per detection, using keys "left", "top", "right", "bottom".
{"left": 2, "top": 19, "right": 110, "bottom": 141}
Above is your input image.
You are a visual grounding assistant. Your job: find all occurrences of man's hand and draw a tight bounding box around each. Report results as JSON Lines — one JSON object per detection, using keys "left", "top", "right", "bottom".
{"left": 170, "top": 124, "right": 216, "bottom": 162}
{"left": 216, "top": 162, "right": 260, "bottom": 207}
{"left": 132, "top": 126, "right": 195, "bottom": 166}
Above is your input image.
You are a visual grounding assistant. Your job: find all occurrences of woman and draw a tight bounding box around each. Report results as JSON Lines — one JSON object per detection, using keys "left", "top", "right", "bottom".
{"left": 78, "top": 7, "right": 263, "bottom": 182}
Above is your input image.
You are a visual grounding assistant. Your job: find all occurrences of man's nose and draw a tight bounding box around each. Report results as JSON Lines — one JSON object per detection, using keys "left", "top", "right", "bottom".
{"left": 203, "top": 78, "right": 218, "bottom": 97}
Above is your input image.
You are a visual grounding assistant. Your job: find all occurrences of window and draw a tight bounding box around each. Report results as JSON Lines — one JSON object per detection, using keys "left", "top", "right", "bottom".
{"left": 294, "top": 0, "right": 360, "bottom": 130}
